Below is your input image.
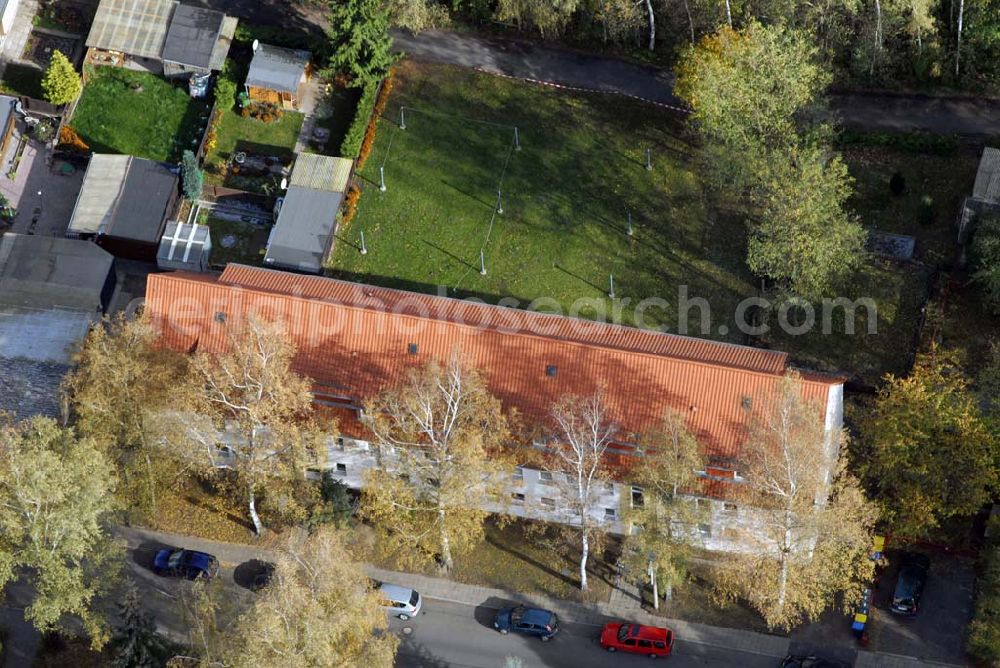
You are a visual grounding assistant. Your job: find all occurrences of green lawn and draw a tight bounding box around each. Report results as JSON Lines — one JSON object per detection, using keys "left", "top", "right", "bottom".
{"left": 329, "top": 61, "right": 753, "bottom": 336}
{"left": 0, "top": 63, "right": 44, "bottom": 99}
{"left": 70, "top": 67, "right": 211, "bottom": 162}
{"left": 204, "top": 107, "right": 304, "bottom": 180}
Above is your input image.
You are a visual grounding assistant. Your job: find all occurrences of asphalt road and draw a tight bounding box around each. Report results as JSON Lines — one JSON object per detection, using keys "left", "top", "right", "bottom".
{"left": 123, "top": 538, "right": 779, "bottom": 667}
{"left": 392, "top": 598, "right": 780, "bottom": 668}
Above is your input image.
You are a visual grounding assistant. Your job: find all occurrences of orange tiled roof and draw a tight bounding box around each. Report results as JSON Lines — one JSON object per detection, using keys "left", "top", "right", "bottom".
{"left": 145, "top": 265, "right": 840, "bottom": 463}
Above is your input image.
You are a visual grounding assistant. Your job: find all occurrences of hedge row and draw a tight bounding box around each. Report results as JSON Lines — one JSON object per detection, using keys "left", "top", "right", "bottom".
{"left": 836, "top": 129, "right": 960, "bottom": 155}
{"left": 339, "top": 81, "right": 379, "bottom": 159}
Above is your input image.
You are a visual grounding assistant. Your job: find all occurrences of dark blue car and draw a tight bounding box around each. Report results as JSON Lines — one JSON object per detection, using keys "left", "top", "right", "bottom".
{"left": 494, "top": 605, "right": 559, "bottom": 641}
{"left": 890, "top": 552, "right": 930, "bottom": 615}
{"left": 153, "top": 548, "right": 220, "bottom": 580}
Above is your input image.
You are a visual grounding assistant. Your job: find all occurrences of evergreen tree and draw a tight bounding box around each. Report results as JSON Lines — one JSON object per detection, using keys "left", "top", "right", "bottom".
{"left": 41, "top": 50, "right": 81, "bottom": 106}
{"left": 181, "top": 150, "right": 204, "bottom": 201}
{"left": 111, "top": 580, "right": 164, "bottom": 668}
{"left": 327, "top": 0, "right": 397, "bottom": 86}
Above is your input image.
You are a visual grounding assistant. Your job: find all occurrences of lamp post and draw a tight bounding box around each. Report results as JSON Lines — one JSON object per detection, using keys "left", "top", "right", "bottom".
{"left": 360, "top": 230, "right": 367, "bottom": 255}
{"left": 479, "top": 250, "right": 486, "bottom": 275}
{"left": 379, "top": 166, "right": 386, "bottom": 192}
{"left": 496, "top": 189, "right": 503, "bottom": 215}
{"left": 608, "top": 274, "right": 615, "bottom": 299}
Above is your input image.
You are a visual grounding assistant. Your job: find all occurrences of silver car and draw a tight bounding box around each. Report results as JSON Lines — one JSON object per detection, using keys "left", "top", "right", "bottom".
{"left": 376, "top": 581, "right": 422, "bottom": 621}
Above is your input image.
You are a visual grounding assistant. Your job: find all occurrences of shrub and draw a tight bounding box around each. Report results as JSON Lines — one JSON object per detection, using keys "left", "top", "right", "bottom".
{"left": 214, "top": 64, "right": 238, "bottom": 111}
{"left": 341, "top": 185, "right": 361, "bottom": 225}
{"left": 837, "top": 129, "right": 959, "bottom": 156}
{"left": 340, "top": 81, "right": 379, "bottom": 158}
{"left": 306, "top": 472, "right": 356, "bottom": 529}
{"left": 357, "top": 71, "right": 394, "bottom": 169}
{"left": 247, "top": 102, "right": 283, "bottom": 123}
{"left": 57, "top": 125, "right": 89, "bottom": 152}
{"left": 918, "top": 193, "right": 935, "bottom": 226}
{"left": 971, "top": 217, "right": 1000, "bottom": 313}
{"left": 41, "top": 50, "right": 80, "bottom": 105}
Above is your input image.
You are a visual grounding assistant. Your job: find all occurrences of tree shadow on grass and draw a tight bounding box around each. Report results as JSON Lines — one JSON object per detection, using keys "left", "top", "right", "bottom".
{"left": 484, "top": 530, "right": 579, "bottom": 592}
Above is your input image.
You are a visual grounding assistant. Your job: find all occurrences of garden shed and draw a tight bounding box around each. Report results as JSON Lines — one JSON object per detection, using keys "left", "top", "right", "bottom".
{"left": 264, "top": 154, "right": 351, "bottom": 274}
{"left": 0, "top": 233, "right": 115, "bottom": 418}
{"left": 86, "top": 0, "right": 235, "bottom": 75}
{"left": 67, "top": 154, "right": 180, "bottom": 260}
{"left": 245, "top": 43, "right": 311, "bottom": 110}
{"left": 157, "top": 221, "right": 211, "bottom": 271}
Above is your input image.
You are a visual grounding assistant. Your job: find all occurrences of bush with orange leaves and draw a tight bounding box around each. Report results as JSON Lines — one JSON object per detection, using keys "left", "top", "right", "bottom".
{"left": 58, "top": 125, "right": 89, "bottom": 153}
{"left": 357, "top": 70, "right": 395, "bottom": 169}
{"left": 340, "top": 185, "right": 361, "bottom": 225}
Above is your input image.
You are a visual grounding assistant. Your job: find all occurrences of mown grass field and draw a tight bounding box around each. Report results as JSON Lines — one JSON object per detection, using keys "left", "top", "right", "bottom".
{"left": 71, "top": 67, "right": 210, "bottom": 162}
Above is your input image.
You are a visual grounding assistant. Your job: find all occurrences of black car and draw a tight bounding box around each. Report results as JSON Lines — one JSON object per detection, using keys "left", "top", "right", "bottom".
{"left": 781, "top": 656, "right": 849, "bottom": 668}
{"left": 493, "top": 605, "right": 559, "bottom": 641}
{"left": 890, "top": 552, "right": 930, "bottom": 615}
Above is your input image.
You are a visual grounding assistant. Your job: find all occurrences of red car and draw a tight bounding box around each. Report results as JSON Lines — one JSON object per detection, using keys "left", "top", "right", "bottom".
{"left": 600, "top": 622, "right": 674, "bottom": 658}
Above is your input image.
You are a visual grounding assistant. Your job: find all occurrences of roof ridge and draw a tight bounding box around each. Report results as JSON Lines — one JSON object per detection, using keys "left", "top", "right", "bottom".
{"left": 211, "top": 265, "right": 791, "bottom": 375}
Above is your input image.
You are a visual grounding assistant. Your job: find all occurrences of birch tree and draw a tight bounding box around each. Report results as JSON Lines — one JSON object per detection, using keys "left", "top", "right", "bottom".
{"left": 360, "top": 355, "right": 510, "bottom": 573}
{"left": 547, "top": 393, "right": 616, "bottom": 593}
{"left": 66, "top": 314, "right": 188, "bottom": 518}
{"left": 623, "top": 408, "right": 706, "bottom": 607}
{"left": 956, "top": 0, "right": 965, "bottom": 76}
{"left": 220, "top": 527, "right": 397, "bottom": 667}
{"left": 0, "top": 417, "right": 121, "bottom": 648}
{"left": 712, "top": 374, "right": 879, "bottom": 630}
{"left": 186, "top": 315, "right": 324, "bottom": 536}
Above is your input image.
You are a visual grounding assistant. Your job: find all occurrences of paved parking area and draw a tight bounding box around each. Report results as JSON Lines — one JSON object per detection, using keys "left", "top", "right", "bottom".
{"left": 6, "top": 145, "right": 84, "bottom": 237}
{"left": 790, "top": 549, "right": 973, "bottom": 666}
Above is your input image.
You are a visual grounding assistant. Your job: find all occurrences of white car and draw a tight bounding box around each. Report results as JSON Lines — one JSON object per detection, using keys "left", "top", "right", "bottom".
{"left": 375, "top": 581, "right": 422, "bottom": 621}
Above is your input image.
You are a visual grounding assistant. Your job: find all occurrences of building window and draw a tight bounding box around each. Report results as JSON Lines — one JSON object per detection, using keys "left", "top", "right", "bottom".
{"left": 697, "top": 523, "right": 712, "bottom": 537}
{"left": 545, "top": 364, "right": 557, "bottom": 377}
{"left": 631, "top": 486, "right": 644, "bottom": 508}
{"left": 513, "top": 466, "right": 524, "bottom": 481}
{"left": 540, "top": 497, "right": 556, "bottom": 509}
{"left": 723, "top": 502, "right": 738, "bottom": 512}
{"left": 604, "top": 507, "right": 617, "bottom": 519}
{"left": 539, "top": 471, "right": 554, "bottom": 485}
{"left": 511, "top": 492, "right": 525, "bottom": 503}
{"left": 334, "top": 463, "right": 347, "bottom": 476}
{"left": 335, "top": 437, "right": 345, "bottom": 451}
{"left": 695, "top": 498, "right": 708, "bottom": 509}
{"left": 408, "top": 343, "right": 418, "bottom": 355}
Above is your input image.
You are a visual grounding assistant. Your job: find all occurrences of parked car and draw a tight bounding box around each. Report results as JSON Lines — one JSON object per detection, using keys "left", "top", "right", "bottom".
{"left": 890, "top": 552, "right": 930, "bottom": 615}
{"left": 375, "top": 581, "right": 422, "bottom": 621}
{"left": 600, "top": 622, "right": 674, "bottom": 658}
{"left": 493, "top": 605, "right": 559, "bottom": 641}
{"left": 153, "top": 548, "right": 220, "bottom": 580}
{"left": 781, "top": 656, "right": 850, "bottom": 668}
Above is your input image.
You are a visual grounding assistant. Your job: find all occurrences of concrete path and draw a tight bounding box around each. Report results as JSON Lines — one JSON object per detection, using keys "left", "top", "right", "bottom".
{"left": 392, "top": 28, "right": 1000, "bottom": 136}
